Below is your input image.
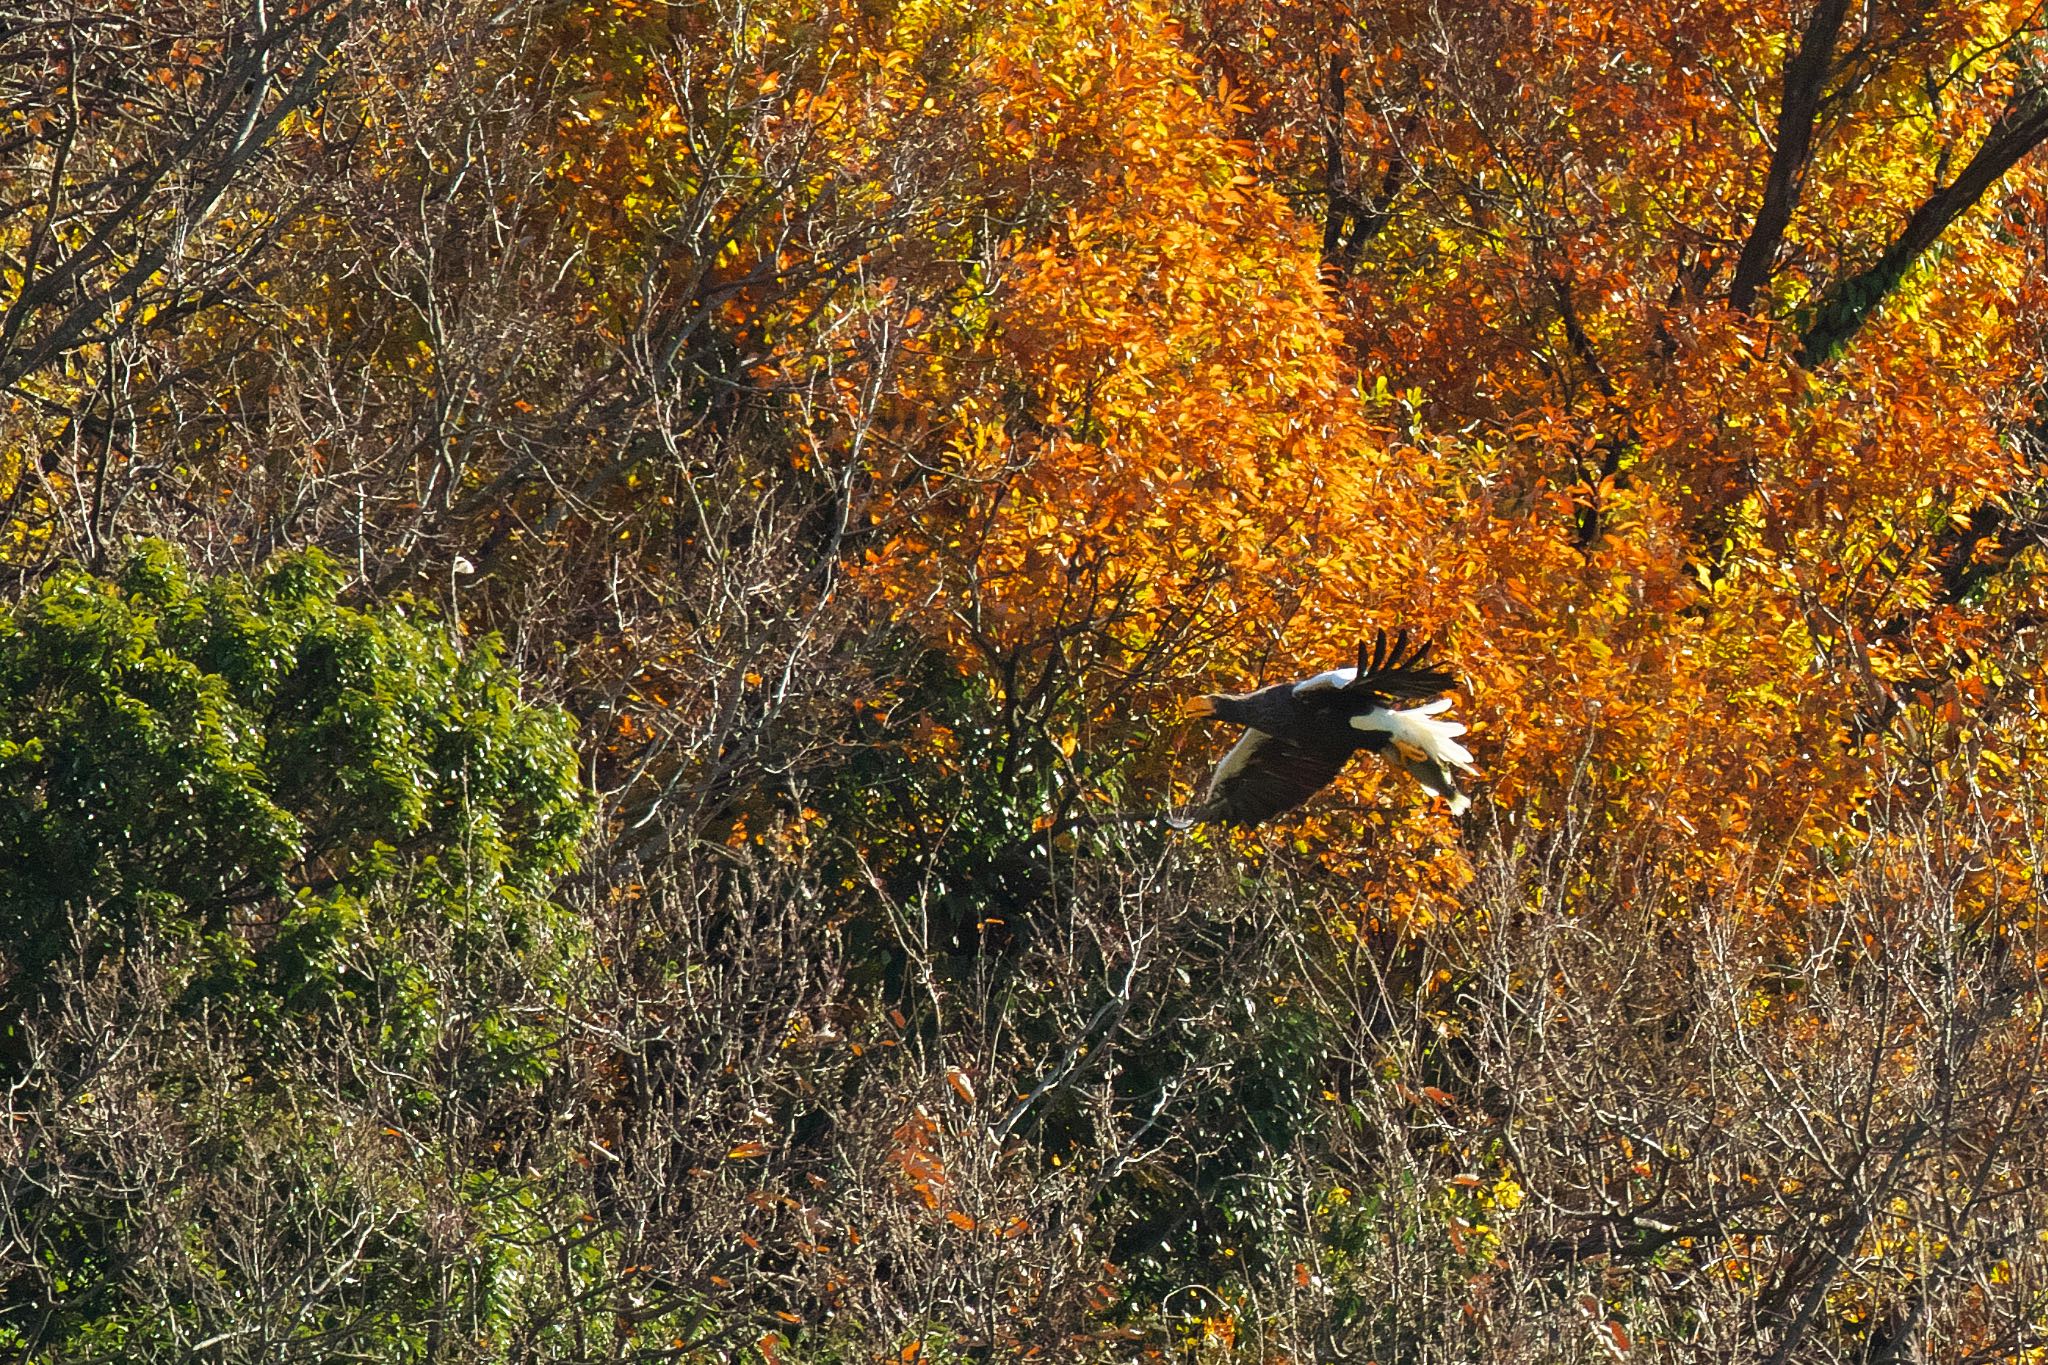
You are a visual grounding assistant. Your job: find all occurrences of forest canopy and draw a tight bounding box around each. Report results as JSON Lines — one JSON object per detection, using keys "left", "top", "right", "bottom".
{"left": 3, "top": 0, "right": 2048, "bottom": 1360}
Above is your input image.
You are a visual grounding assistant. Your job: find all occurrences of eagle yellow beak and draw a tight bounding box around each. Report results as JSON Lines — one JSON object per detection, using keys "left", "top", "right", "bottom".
{"left": 1183, "top": 695, "right": 1217, "bottom": 718}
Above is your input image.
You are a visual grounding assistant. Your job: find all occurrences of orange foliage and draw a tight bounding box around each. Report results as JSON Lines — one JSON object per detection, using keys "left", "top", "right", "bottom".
{"left": 537, "top": 0, "right": 2048, "bottom": 932}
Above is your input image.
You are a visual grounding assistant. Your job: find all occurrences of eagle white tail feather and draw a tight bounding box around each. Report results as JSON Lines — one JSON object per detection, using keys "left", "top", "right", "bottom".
{"left": 1349, "top": 702, "right": 1478, "bottom": 773}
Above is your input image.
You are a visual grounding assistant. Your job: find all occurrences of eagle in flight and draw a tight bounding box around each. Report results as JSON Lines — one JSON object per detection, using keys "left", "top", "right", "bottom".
{"left": 1175, "top": 631, "right": 1476, "bottom": 827}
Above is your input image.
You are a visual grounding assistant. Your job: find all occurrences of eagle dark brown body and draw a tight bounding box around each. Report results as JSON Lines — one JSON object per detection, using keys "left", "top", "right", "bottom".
{"left": 1176, "top": 631, "right": 1475, "bottom": 828}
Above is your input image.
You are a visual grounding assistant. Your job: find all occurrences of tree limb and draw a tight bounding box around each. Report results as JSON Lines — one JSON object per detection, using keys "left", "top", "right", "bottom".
{"left": 1728, "top": 0, "right": 1852, "bottom": 315}
{"left": 1797, "top": 84, "right": 2048, "bottom": 366}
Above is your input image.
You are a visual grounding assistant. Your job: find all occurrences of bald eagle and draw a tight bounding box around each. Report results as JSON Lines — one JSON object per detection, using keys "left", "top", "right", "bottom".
{"left": 1174, "top": 631, "right": 1476, "bottom": 827}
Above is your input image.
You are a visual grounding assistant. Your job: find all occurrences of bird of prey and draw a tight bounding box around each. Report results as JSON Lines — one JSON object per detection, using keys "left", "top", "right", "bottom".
{"left": 1175, "top": 631, "right": 1476, "bottom": 827}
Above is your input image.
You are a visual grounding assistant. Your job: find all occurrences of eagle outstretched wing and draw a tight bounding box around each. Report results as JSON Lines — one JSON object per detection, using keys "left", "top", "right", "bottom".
{"left": 1170, "top": 728, "right": 1352, "bottom": 828}
{"left": 1292, "top": 629, "right": 1457, "bottom": 708}
{"left": 1346, "top": 628, "right": 1457, "bottom": 703}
